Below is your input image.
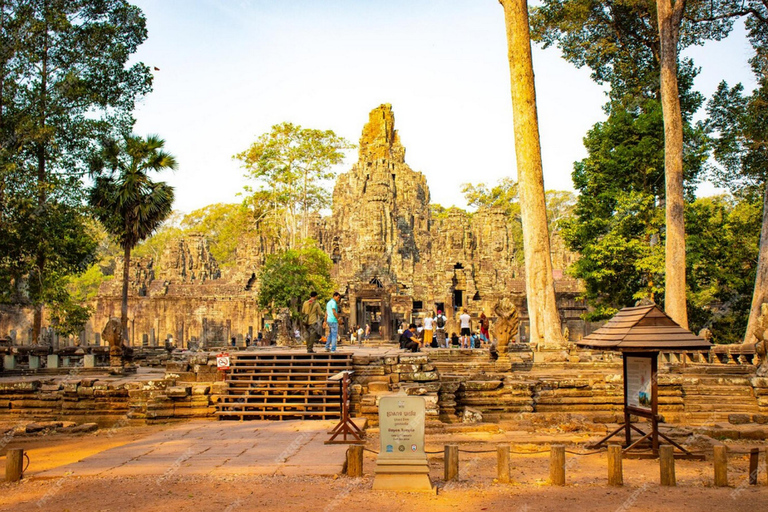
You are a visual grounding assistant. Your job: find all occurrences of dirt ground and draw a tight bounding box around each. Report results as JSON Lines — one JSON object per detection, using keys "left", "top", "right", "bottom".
{"left": 2, "top": 421, "right": 768, "bottom": 512}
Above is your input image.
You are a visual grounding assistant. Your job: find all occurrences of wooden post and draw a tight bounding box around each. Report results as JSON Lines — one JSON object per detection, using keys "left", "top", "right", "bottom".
{"left": 714, "top": 445, "right": 728, "bottom": 487}
{"left": 608, "top": 444, "right": 623, "bottom": 486}
{"left": 659, "top": 445, "right": 676, "bottom": 486}
{"left": 497, "top": 445, "right": 510, "bottom": 483}
{"left": 550, "top": 444, "right": 566, "bottom": 486}
{"left": 346, "top": 445, "right": 363, "bottom": 477}
{"left": 5, "top": 448, "right": 23, "bottom": 482}
{"left": 749, "top": 448, "right": 759, "bottom": 486}
{"left": 444, "top": 444, "right": 459, "bottom": 481}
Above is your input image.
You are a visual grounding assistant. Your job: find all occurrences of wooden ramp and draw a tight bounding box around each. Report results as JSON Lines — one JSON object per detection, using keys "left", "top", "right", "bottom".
{"left": 216, "top": 351, "right": 353, "bottom": 420}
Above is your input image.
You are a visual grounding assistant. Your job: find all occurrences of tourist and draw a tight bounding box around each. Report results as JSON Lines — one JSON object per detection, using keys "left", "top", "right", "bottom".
{"left": 459, "top": 307, "right": 471, "bottom": 348}
{"left": 365, "top": 323, "right": 370, "bottom": 341}
{"left": 257, "top": 331, "right": 263, "bottom": 346}
{"left": 434, "top": 310, "right": 447, "bottom": 348}
{"left": 357, "top": 325, "right": 364, "bottom": 346}
{"left": 450, "top": 332, "right": 460, "bottom": 347}
{"left": 422, "top": 312, "right": 434, "bottom": 349}
{"left": 479, "top": 312, "right": 490, "bottom": 343}
{"left": 231, "top": 336, "right": 236, "bottom": 348}
{"left": 325, "top": 291, "right": 341, "bottom": 352}
{"left": 400, "top": 323, "right": 420, "bottom": 352}
{"left": 245, "top": 332, "right": 252, "bottom": 347}
{"left": 301, "top": 291, "right": 323, "bottom": 353}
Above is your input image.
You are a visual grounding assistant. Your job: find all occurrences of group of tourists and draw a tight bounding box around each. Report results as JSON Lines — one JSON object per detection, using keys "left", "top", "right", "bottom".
{"left": 398, "top": 308, "right": 492, "bottom": 352}
{"left": 300, "top": 291, "right": 495, "bottom": 355}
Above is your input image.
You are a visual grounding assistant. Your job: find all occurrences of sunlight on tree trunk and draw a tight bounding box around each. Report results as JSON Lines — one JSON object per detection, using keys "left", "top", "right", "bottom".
{"left": 657, "top": 0, "right": 688, "bottom": 328}
{"left": 746, "top": 185, "right": 768, "bottom": 343}
{"left": 499, "top": 0, "right": 564, "bottom": 347}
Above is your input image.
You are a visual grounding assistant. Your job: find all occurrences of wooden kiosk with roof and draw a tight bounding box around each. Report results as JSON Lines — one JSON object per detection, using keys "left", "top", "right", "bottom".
{"left": 577, "top": 304, "right": 712, "bottom": 458}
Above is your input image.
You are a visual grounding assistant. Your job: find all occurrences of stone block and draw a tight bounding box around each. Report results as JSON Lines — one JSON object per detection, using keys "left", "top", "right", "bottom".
{"left": 166, "top": 361, "right": 190, "bottom": 373}
{"left": 399, "top": 371, "right": 438, "bottom": 382}
{"left": 461, "top": 407, "right": 483, "bottom": 423}
{"left": 393, "top": 364, "right": 420, "bottom": 373}
{"left": 46, "top": 354, "right": 60, "bottom": 369}
{"left": 28, "top": 355, "right": 40, "bottom": 370}
{"left": 83, "top": 354, "right": 96, "bottom": 368}
{"left": 754, "top": 414, "right": 768, "bottom": 425}
{"left": 729, "top": 414, "right": 752, "bottom": 425}
{"left": 398, "top": 354, "right": 428, "bottom": 364}
{"left": 192, "top": 385, "right": 211, "bottom": 395}
{"left": 740, "top": 428, "right": 768, "bottom": 440}
{"left": 367, "top": 381, "right": 390, "bottom": 393}
{"left": 463, "top": 381, "right": 502, "bottom": 391}
{"left": 77, "top": 386, "right": 95, "bottom": 397}
{"left": 167, "top": 386, "right": 192, "bottom": 398}
{"left": 61, "top": 423, "right": 99, "bottom": 434}
{"left": 401, "top": 382, "right": 440, "bottom": 395}
{"left": 3, "top": 355, "right": 15, "bottom": 370}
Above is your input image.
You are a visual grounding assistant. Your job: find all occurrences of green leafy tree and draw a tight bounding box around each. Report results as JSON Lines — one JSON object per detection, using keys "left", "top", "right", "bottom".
{"left": 561, "top": 94, "right": 707, "bottom": 320}
{"left": 686, "top": 195, "right": 761, "bottom": 343}
{"left": 89, "top": 134, "right": 176, "bottom": 346}
{"left": 0, "top": 0, "right": 152, "bottom": 341}
{"left": 257, "top": 246, "right": 334, "bottom": 323}
{"left": 234, "top": 122, "right": 353, "bottom": 249}
{"left": 531, "top": 0, "right": 739, "bottom": 328}
{"left": 179, "top": 203, "right": 252, "bottom": 267}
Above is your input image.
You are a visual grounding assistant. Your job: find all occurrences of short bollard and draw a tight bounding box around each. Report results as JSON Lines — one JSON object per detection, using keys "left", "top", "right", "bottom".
{"left": 444, "top": 444, "right": 459, "bottom": 481}
{"left": 608, "top": 444, "right": 623, "bottom": 486}
{"left": 749, "top": 448, "right": 759, "bottom": 486}
{"left": 346, "top": 445, "right": 363, "bottom": 478}
{"left": 497, "top": 445, "right": 510, "bottom": 483}
{"left": 714, "top": 445, "right": 728, "bottom": 487}
{"left": 550, "top": 445, "right": 565, "bottom": 486}
{"left": 6, "top": 448, "right": 23, "bottom": 482}
{"left": 659, "top": 445, "right": 676, "bottom": 486}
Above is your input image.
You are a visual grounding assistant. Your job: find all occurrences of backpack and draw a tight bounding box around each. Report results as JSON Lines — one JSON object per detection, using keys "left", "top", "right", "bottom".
{"left": 436, "top": 315, "right": 446, "bottom": 328}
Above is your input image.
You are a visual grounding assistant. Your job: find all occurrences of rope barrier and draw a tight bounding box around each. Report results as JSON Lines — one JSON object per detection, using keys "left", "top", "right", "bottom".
{"left": 23, "top": 452, "right": 30, "bottom": 473}
{"left": 364, "top": 445, "right": 759, "bottom": 457}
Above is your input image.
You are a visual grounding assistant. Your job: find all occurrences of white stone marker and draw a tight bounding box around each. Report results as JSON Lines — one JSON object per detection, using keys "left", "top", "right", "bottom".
{"left": 372, "top": 395, "right": 432, "bottom": 491}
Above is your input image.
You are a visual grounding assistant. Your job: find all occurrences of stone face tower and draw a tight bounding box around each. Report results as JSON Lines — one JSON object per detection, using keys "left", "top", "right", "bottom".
{"left": 327, "top": 104, "right": 432, "bottom": 339}
{"left": 330, "top": 104, "right": 430, "bottom": 290}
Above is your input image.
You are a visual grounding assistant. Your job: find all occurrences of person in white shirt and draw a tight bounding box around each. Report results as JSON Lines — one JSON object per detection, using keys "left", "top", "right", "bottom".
{"left": 422, "top": 313, "right": 434, "bottom": 348}
{"left": 459, "top": 307, "right": 472, "bottom": 348}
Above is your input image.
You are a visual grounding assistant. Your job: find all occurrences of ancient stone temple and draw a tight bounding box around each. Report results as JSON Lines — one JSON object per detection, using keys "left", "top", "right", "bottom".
{"left": 1, "top": 104, "right": 587, "bottom": 348}
{"left": 316, "top": 104, "right": 585, "bottom": 341}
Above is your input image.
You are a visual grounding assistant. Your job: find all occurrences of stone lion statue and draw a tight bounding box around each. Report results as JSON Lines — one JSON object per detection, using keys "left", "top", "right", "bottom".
{"left": 102, "top": 318, "right": 133, "bottom": 366}
{"left": 492, "top": 297, "right": 519, "bottom": 356}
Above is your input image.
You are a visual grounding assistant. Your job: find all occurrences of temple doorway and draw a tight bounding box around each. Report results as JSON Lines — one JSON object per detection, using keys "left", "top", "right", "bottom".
{"left": 358, "top": 300, "right": 382, "bottom": 337}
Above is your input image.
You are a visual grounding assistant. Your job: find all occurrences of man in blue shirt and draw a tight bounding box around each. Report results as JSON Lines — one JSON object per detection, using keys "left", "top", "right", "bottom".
{"left": 325, "top": 291, "right": 341, "bottom": 352}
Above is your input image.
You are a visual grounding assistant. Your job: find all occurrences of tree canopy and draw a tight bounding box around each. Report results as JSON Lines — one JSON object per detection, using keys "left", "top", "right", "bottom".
{"left": 257, "top": 246, "right": 334, "bottom": 321}
{"left": 0, "top": 0, "right": 152, "bottom": 341}
{"left": 234, "top": 122, "right": 353, "bottom": 250}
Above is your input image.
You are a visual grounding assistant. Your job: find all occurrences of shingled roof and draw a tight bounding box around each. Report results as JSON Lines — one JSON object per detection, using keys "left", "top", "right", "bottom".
{"left": 576, "top": 304, "right": 712, "bottom": 351}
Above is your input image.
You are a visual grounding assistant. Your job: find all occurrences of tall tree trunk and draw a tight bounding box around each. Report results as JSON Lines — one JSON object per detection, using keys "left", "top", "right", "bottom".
{"left": 121, "top": 243, "right": 131, "bottom": 348}
{"left": 745, "top": 184, "right": 768, "bottom": 344}
{"left": 499, "top": 0, "right": 564, "bottom": 348}
{"left": 657, "top": 0, "right": 688, "bottom": 328}
{"left": 32, "top": 21, "right": 49, "bottom": 345}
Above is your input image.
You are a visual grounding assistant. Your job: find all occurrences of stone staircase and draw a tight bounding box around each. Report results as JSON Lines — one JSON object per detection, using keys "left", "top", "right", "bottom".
{"left": 216, "top": 351, "right": 353, "bottom": 420}
{"left": 669, "top": 365, "right": 761, "bottom": 424}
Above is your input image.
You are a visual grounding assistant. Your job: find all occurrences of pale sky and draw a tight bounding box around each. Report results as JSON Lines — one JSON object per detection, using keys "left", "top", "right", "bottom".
{"left": 129, "top": 0, "right": 757, "bottom": 214}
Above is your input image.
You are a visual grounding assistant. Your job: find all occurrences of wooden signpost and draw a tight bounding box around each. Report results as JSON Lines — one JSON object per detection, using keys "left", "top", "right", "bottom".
{"left": 589, "top": 351, "right": 701, "bottom": 459}
{"left": 578, "top": 305, "right": 711, "bottom": 459}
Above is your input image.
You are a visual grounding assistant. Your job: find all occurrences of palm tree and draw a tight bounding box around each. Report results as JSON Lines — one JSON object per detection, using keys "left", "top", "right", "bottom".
{"left": 89, "top": 134, "right": 177, "bottom": 357}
